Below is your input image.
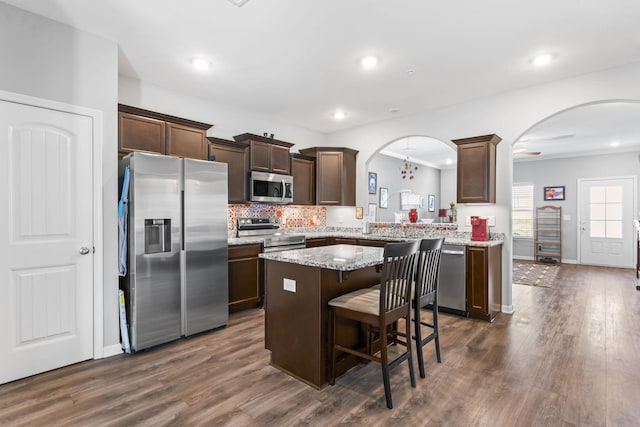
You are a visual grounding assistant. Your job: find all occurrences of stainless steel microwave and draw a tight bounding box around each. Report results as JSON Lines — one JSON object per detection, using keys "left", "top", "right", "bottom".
{"left": 250, "top": 171, "right": 293, "bottom": 204}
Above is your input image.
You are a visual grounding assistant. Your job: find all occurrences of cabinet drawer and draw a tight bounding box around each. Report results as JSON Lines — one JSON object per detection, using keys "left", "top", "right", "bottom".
{"left": 228, "top": 244, "right": 261, "bottom": 259}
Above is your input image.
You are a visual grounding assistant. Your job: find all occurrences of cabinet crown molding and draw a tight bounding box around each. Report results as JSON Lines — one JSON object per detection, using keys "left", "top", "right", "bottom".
{"left": 452, "top": 134, "right": 501, "bottom": 146}
{"left": 118, "top": 104, "right": 213, "bottom": 130}
{"left": 233, "top": 133, "right": 294, "bottom": 148}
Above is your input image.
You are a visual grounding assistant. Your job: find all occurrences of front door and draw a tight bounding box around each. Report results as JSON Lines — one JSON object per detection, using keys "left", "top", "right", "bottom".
{"left": 0, "top": 100, "right": 94, "bottom": 384}
{"left": 579, "top": 177, "right": 636, "bottom": 268}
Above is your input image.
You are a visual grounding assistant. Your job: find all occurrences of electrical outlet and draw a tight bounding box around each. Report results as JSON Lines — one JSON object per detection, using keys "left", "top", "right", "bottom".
{"left": 283, "top": 278, "right": 296, "bottom": 292}
{"left": 487, "top": 216, "right": 496, "bottom": 226}
{"left": 465, "top": 216, "right": 471, "bottom": 226}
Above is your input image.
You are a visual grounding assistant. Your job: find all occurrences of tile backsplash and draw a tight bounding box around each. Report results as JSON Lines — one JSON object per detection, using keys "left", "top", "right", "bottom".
{"left": 228, "top": 203, "right": 327, "bottom": 230}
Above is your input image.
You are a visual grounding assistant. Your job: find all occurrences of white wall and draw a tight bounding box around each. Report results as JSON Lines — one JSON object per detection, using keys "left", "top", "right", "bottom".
{"left": 119, "top": 76, "right": 327, "bottom": 147}
{"left": 514, "top": 151, "right": 640, "bottom": 262}
{"left": 325, "top": 62, "right": 640, "bottom": 313}
{"left": 0, "top": 3, "right": 120, "bottom": 350}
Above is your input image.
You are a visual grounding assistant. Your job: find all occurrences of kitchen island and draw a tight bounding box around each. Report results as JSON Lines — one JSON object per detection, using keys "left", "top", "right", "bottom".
{"left": 260, "top": 245, "right": 384, "bottom": 389}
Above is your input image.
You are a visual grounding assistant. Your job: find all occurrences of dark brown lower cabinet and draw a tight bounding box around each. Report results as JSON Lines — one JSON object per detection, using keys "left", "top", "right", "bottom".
{"left": 331, "top": 237, "right": 358, "bottom": 245}
{"left": 356, "top": 239, "right": 387, "bottom": 247}
{"left": 306, "top": 238, "right": 329, "bottom": 248}
{"left": 465, "top": 245, "right": 502, "bottom": 321}
{"left": 228, "top": 244, "right": 261, "bottom": 312}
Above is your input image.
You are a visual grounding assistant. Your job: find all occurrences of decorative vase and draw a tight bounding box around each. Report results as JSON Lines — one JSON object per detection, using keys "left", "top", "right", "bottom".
{"left": 409, "top": 208, "right": 418, "bottom": 223}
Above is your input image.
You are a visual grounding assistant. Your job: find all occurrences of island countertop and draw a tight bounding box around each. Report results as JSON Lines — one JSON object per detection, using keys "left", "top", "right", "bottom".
{"left": 259, "top": 244, "right": 384, "bottom": 271}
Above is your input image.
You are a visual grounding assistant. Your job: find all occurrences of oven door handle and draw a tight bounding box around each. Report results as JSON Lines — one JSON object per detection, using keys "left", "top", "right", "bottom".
{"left": 281, "top": 179, "right": 285, "bottom": 202}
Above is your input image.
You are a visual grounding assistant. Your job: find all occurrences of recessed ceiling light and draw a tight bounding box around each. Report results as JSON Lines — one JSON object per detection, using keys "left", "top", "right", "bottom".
{"left": 610, "top": 140, "right": 620, "bottom": 147}
{"left": 445, "top": 159, "right": 453, "bottom": 165}
{"left": 360, "top": 56, "right": 379, "bottom": 69}
{"left": 191, "top": 57, "right": 211, "bottom": 71}
{"left": 532, "top": 53, "right": 553, "bottom": 67}
{"left": 332, "top": 111, "right": 347, "bottom": 120}
{"left": 227, "top": 0, "right": 250, "bottom": 7}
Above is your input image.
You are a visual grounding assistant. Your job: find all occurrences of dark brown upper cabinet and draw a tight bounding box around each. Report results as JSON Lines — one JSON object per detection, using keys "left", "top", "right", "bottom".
{"left": 208, "top": 137, "right": 250, "bottom": 204}
{"left": 453, "top": 134, "right": 501, "bottom": 204}
{"left": 299, "top": 147, "right": 358, "bottom": 206}
{"left": 233, "top": 133, "right": 294, "bottom": 175}
{"left": 290, "top": 153, "right": 315, "bottom": 205}
{"left": 118, "top": 104, "right": 212, "bottom": 160}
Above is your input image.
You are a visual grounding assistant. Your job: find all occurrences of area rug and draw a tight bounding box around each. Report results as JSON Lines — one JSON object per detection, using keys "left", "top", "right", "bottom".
{"left": 513, "top": 261, "right": 559, "bottom": 288}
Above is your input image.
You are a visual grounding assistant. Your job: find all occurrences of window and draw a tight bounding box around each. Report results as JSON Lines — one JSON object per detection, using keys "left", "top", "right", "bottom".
{"left": 589, "top": 185, "right": 623, "bottom": 238}
{"left": 512, "top": 184, "right": 534, "bottom": 237}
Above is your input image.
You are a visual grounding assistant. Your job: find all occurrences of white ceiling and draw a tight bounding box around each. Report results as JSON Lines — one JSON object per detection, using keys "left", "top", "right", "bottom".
{"left": 4, "top": 0, "right": 640, "bottom": 137}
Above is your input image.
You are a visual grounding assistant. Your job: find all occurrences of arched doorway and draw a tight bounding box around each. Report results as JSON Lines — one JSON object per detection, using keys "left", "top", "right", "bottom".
{"left": 512, "top": 100, "right": 640, "bottom": 268}
{"left": 365, "top": 135, "right": 456, "bottom": 222}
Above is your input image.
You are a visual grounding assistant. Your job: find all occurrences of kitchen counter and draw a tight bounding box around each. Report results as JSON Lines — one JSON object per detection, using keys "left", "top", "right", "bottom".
{"left": 259, "top": 244, "right": 384, "bottom": 271}
{"left": 230, "top": 229, "right": 503, "bottom": 247}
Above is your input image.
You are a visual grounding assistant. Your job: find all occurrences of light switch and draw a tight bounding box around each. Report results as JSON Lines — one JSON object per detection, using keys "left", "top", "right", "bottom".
{"left": 563, "top": 214, "right": 571, "bottom": 221}
{"left": 283, "top": 278, "right": 296, "bottom": 292}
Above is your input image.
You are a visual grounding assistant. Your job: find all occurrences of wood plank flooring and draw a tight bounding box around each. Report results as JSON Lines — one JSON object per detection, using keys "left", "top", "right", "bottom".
{"left": 1, "top": 264, "right": 639, "bottom": 426}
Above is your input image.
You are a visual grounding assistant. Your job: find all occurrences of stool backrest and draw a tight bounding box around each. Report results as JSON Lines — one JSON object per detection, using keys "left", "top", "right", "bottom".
{"left": 380, "top": 240, "right": 419, "bottom": 315}
{"left": 415, "top": 238, "right": 445, "bottom": 305}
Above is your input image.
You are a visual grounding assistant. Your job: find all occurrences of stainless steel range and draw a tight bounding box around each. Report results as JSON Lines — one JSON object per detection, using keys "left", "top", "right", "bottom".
{"left": 236, "top": 218, "right": 306, "bottom": 253}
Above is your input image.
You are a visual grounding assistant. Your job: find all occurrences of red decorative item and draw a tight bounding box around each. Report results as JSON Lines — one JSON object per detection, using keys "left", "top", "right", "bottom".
{"left": 409, "top": 208, "right": 418, "bottom": 223}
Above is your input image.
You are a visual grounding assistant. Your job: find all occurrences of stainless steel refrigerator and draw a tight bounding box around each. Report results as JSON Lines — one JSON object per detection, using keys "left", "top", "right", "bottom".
{"left": 120, "top": 152, "right": 228, "bottom": 352}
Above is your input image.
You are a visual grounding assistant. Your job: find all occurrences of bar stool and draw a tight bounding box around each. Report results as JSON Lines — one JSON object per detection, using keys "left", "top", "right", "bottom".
{"left": 328, "top": 240, "right": 419, "bottom": 409}
{"left": 413, "top": 238, "right": 445, "bottom": 378}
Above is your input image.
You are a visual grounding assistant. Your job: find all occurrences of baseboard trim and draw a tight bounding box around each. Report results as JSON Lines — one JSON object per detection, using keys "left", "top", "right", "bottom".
{"left": 501, "top": 305, "right": 514, "bottom": 314}
{"left": 513, "top": 256, "right": 578, "bottom": 265}
{"left": 513, "top": 256, "right": 535, "bottom": 261}
{"left": 101, "top": 344, "right": 124, "bottom": 358}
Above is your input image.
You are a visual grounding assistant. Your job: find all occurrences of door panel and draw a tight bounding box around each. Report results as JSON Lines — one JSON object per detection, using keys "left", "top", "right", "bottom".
{"left": 579, "top": 177, "right": 635, "bottom": 268}
{"left": 0, "top": 100, "right": 93, "bottom": 384}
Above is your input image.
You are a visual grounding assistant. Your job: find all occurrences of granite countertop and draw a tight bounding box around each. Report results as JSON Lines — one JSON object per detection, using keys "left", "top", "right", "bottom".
{"left": 230, "top": 230, "right": 504, "bottom": 247}
{"left": 259, "top": 244, "right": 384, "bottom": 271}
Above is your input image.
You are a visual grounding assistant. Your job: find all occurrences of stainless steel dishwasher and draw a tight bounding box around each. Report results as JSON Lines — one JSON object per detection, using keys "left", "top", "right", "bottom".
{"left": 437, "top": 244, "right": 468, "bottom": 317}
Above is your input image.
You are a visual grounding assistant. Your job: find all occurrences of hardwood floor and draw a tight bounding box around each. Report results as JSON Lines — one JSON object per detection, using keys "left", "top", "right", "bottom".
{"left": 1, "top": 264, "right": 639, "bottom": 426}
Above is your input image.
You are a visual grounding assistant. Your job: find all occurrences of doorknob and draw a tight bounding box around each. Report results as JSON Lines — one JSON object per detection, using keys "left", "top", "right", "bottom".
{"left": 79, "top": 247, "right": 91, "bottom": 255}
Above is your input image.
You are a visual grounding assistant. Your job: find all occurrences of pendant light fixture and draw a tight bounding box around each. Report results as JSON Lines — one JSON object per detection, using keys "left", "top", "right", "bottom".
{"left": 401, "top": 137, "right": 418, "bottom": 179}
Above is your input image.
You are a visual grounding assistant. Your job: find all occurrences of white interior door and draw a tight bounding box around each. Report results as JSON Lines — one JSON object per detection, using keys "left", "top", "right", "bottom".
{"left": 579, "top": 177, "right": 635, "bottom": 268}
{"left": 0, "top": 100, "right": 94, "bottom": 384}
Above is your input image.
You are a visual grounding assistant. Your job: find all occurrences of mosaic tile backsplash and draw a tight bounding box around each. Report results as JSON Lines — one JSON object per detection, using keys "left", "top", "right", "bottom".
{"left": 228, "top": 203, "right": 327, "bottom": 230}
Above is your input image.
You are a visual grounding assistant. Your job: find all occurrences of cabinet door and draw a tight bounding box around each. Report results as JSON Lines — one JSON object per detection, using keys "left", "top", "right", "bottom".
{"left": 291, "top": 156, "right": 315, "bottom": 205}
{"left": 316, "top": 151, "right": 343, "bottom": 205}
{"left": 271, "top": 145, "right": 291, "bottom": 174}
{"left": 166, "top": 122, "right": 206, "bottom": 160}
{"left": 209, "top": 143, "right": 248, "bottom": 203}
{"left": 454, "top": 134, "right": 500, "bottom": 204}
{"left": 228, "top": 244, "right": 261, "bottom": 312}
{"left": 250, "top": 141, "right": 271, "bottom": 172}
{"left": 118, "top": 112, "right": 165, "bottom": 155}
{"left": 466, "top": 246, "right": 488, "bottom": 318}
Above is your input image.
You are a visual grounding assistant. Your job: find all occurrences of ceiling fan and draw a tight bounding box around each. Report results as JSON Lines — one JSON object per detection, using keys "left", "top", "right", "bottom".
{"left": 512, "top": 148, "right": 541, "bottom": 157}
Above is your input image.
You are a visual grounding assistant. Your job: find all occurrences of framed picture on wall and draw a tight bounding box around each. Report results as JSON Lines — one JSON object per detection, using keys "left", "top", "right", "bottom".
{"left": 367, "top": 203, "right": 377, "bottom": 221}
{"left": 544, "top": 186, "right": 565, "bottom": 201}
{"left": 427, "top": 194, "right": 435, "bottom": 212}
{"left": 368, "top": 172, "right": 377, "bottom": 194}
{"left": 379, "top": 187, "right": 388, "bottom": 208}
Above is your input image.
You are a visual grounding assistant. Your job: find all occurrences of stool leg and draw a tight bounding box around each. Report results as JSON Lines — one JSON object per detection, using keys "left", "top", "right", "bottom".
{"left": 406, "top": 311, "right": 416, "bottom": 388}
{"left": 433, "top": 302, "right": 441, "bottom": 363}
{"left": 330, "top": 308, "right": 337, "bottom": 385}
{"left": 379, "top": 325, "right": 393, "bottom": 409}
{"left": 414, "top": 304, "right": 426, "bottom": 378}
